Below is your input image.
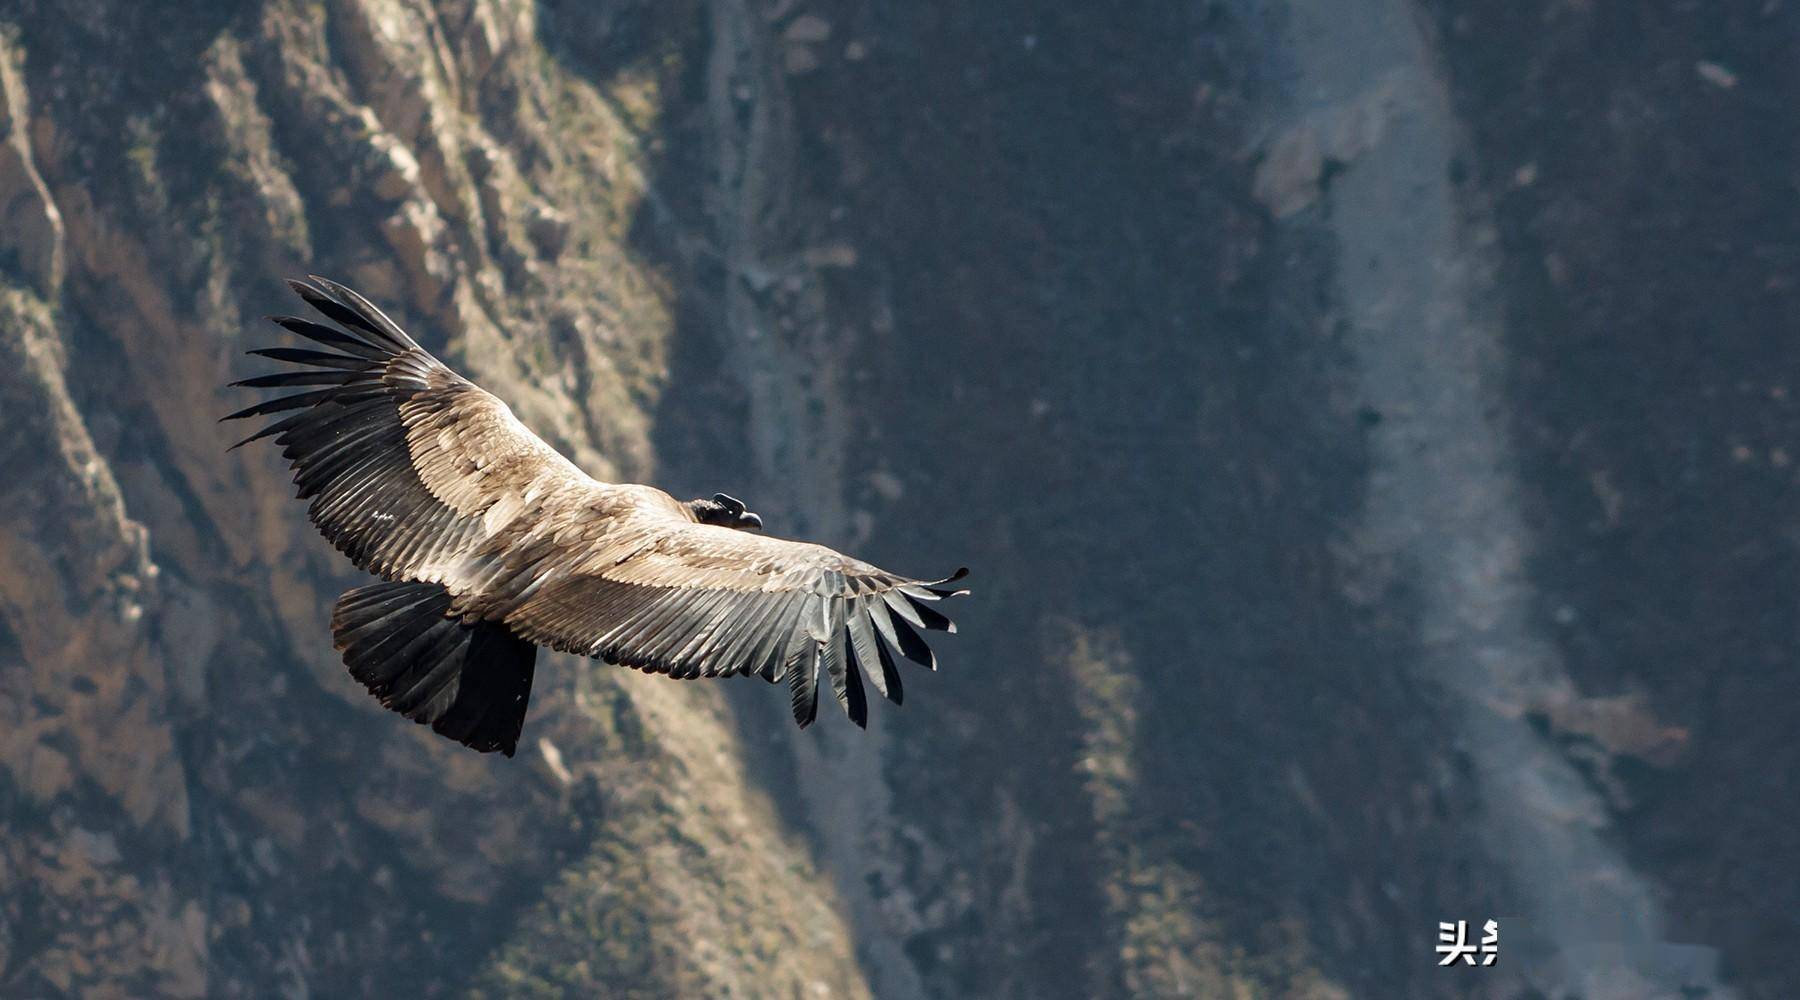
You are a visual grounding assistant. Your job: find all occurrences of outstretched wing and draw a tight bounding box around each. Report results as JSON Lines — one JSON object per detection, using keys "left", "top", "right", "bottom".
{"left": 224, "top": 276, "right": 589, "bottom": 586}
{"left": 227, "top": 277, "right": 967, "bottom": 729}
{"left": 487, "top": 511, "right": 969, "bottom": 727}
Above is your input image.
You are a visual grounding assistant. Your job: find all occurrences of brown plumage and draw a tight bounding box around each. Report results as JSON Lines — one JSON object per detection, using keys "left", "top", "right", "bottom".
{"left": 226, "top": 277, "right": 967, "bottom": 755}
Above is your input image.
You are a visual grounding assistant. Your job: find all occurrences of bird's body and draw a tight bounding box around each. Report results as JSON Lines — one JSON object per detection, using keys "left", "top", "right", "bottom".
{"left": 227, "top": 277, "right": 965, "bottom": 755}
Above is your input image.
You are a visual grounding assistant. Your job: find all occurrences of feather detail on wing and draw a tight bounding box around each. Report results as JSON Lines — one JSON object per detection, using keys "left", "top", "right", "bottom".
{"left": 223, "top": 276, "right": 588, "bottom": 585}
{"left": 487, "top": 516, "right": 970, "bottom": 728}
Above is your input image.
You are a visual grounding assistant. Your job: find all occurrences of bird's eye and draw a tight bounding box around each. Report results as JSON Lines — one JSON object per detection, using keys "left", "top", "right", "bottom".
{"left": 713, "top": 492, "right": 745, "bottom": 515}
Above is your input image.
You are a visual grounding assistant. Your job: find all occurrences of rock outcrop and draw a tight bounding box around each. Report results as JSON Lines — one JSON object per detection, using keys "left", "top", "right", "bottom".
{"left": 0, "top": 2, "right": 862, "bottom": 995}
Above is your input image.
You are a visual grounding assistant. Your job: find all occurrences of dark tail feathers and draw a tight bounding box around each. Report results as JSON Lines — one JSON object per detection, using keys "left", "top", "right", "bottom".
{"left": 331, "top": 581, "right": 538, "bottom": 756}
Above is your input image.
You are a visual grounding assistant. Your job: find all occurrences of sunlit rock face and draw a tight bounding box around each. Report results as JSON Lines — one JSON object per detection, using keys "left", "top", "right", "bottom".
{"left": 0, "top": 0, "right": 1793, "bottom": 996}
{"left": 0, "top": 3, "right": 861, "bottom": 995}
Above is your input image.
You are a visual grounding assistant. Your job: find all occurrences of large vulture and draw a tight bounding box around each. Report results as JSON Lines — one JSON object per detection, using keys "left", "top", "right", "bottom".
{"left": 226, "top": 277, "right": 966, "bottom": 756}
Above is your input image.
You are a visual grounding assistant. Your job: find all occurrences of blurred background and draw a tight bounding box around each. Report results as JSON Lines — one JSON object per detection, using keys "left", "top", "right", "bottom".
{"left": 0, "top": 0, "right": 1791, "bottom": 997}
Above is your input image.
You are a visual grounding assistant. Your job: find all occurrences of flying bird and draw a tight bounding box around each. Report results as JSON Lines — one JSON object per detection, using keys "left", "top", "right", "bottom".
{"left": 226, "top": 277, "right": 966, "bottom": 756}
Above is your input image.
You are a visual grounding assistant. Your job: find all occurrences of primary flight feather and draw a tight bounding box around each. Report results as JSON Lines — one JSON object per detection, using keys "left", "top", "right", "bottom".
{"left": 226, "top": 277, "right": 967, "bottom": 755}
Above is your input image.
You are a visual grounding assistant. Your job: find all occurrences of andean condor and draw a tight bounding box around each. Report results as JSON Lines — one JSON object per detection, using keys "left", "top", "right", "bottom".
{"left": 226, "top": 277, "right": 966, "bottom": 755}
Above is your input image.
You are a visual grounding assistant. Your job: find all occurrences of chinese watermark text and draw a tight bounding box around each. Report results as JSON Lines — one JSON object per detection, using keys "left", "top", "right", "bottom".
{"left": 1437, "top": 919, "right": 1498, "bottom": 966}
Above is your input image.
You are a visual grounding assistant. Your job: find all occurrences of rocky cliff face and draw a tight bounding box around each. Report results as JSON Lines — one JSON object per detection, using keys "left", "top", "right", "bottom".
{"left": 0, "top": 2, "right": 863, "bottom": 996}
{"left": 0, "top": 0, "right": 1790, "bottom": 997}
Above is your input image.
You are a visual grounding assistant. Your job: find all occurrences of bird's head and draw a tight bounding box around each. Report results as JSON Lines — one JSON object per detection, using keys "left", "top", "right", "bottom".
{"left": 687, "top": 492, "right": 764, "bottom": 531}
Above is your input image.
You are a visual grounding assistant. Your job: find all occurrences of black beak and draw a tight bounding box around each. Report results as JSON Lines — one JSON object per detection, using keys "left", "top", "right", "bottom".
{"left": 740, "top": 512, "right": 764, "bottom": 531}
